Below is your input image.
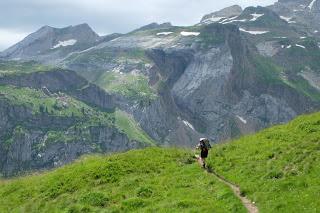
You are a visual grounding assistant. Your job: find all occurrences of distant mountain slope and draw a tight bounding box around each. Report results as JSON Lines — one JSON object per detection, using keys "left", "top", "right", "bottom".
{"left": 0, "top": 24, "right": 102, "bottom": 64}
{"left": 200, "top": 5, "right": 243, "bottom": 24}
{"left": 0, "top": 63, "right": 154, "bottom": 176}
{"left": 269, "top": 0, "right": 320, "bottom": 34}
{"left": 208, "top": 111, "right": 320, "bottom": 212}
{"left": 2, "top": 16, "right": 320, "bottom": 147}
{"left": 1, "top": 111, "right": 320, "bottom": 212}
{"left": 1, "top": 0, "right": 320, "bottom": 149}
{"left": 0, "top": 148, "right": 245, "bottom": 212}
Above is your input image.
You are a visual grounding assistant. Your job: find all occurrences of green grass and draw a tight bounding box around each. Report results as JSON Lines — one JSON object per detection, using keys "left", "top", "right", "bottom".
{"left": 66, "top": 48, "right": 150, "bottom": 65}
{"left": 0, "top": 85, "right": 155, "bottom": 146}
{"left": 97, "top": 72, "right": 157, "bottom": 104}
{"left": 251, "top": 55, "right": 283, "bottom": 84}
{"left": 2, "top": 111, "right": 320, "bottom": 212}
{"left": 207, "top": 112, "right": 320, "bottom": 213}
{"left": 0, "top": 148, "right": 245, "bottom": 213}
{"left": 0, "top": 85, "right": 97, "bottom": 117}
{"left": 275, "top": 40, "right": 320, "bottom": 101}
{"left": 0, "top": 60, "right": 51, "bottom": 76}
{"left": 283, "top": 76, "right": 320, "bottom": 102}
{"left": 114, "top": 110, "right": 155, "bottom": 145}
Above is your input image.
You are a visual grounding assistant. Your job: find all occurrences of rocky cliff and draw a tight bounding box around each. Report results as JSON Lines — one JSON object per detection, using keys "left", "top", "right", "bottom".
{"left": 1, "top": 0, "right": 320, "bottom": 175}
{"left": 0, "top": 69, "right": 153, "bottom": 176}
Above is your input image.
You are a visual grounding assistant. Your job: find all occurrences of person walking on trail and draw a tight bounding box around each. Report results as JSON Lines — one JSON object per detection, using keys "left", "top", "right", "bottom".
{"left": 196, "top": 138, "right": 211, "bottom": 168}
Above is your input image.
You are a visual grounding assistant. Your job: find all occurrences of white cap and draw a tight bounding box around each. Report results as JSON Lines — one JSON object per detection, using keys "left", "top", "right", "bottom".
{"left": 199, "top": 138, "right": 207, "bottom": 141}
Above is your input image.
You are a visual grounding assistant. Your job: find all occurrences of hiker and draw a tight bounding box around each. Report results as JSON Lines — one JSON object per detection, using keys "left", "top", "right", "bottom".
{"left": 196, "top": 138, "right": 211, "bottom": 168}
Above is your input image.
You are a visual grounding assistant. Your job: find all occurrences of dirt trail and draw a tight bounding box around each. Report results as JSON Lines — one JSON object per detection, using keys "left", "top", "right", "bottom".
{"left": 195, "top": 156, "right": 259, "bottom": 213}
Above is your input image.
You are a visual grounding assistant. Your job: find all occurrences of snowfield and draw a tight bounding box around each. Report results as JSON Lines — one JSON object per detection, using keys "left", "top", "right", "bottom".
{"left": 236, "top": 115, "right": 247, "bottom": 124}
{"left": 280, "top": 16, "right": 296, "bottom": 24}
{"left": 249, "top": 13, "right": 264, "bottom": 21}
{"left": 51, "top": 39, "right": 77, "bottom": 49}
{"left": 308, "top": 0, "right": 317, "bottom": 9}
{"left": 239, "top": 28, "right": 269, "bottom": 35}
{"left": 203, "top": 16, "right": 226, "bottom": 23}
{"left": 156, "top": 32, "right": 173, "bottom": 36}
{"left": 221, "top": 18, "right": 247, "bottom": 24}
{"left": 180, "top": 31, "right": 200, "bottom": 36}
{"left": 182, "top": 120, "right": 195, "bottom": 131}
{"left": 295, "top": 44, "right": 306, "bottom": 49}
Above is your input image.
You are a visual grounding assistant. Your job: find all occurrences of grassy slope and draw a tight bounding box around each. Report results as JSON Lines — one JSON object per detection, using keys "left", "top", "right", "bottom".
{"left": 115, "top": 110, "right": 154, "bottom": 146}
{"left": 0, "top": 84, "right": 95, "bottom": 117}
{"left": 0, "top": 85, "right": 155, "bottom": 146}
{"left": 96, "top": 72, "right": 157, "bottom": 103}
{"left": 208, "top": 112, "right": 320, "bottom": 213}
{"left": 0, "top": 148, "right": 245, "bottom": 213}
{"left": 0, "top": 60, "right": 51, "bottom": 76}
{"left": 1, "top": 110, "right": 320, "bottom": 212}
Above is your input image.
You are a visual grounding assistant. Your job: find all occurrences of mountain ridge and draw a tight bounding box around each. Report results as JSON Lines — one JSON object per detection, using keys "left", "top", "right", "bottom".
{"left": 1, "top": 0, "right": 320, "bottom": 175}
{"left": 1, "top": 110, "right": 320, "bottom": 212}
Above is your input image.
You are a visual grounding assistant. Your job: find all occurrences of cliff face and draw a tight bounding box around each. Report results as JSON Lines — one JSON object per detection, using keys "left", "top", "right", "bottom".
{"left": 2, "top": 1, "right": 320, "bottom": 176}
{"left": 145, "top": 24, "right": 314, "bottom": 142}
{"left": 0, "top": 69, "right": 115, "bottom": 111}
{"left": 109, "top": 23, "right": 319, "bottom": 144}
{"left": 0, "top": 24, "right": 102, "bottom": 64}
{"left": 0, "top": 122, "right": 141, "bottom": 177}
{"left": 0, "top": 70, "right": 150, "bottom": 177}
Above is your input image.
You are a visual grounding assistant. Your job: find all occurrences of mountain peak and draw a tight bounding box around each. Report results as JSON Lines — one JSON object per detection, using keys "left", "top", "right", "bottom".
{"left": 71, "top": 23, "right": 93, "bottom": 31}
{"left": 132, "top": 22, "right": 172, "bottom": 32}
{"left": 201, "top": 5, "right": 243, "bottom": 23}
{"left": 0, "top": 23, "right": 100, "bottom": 60}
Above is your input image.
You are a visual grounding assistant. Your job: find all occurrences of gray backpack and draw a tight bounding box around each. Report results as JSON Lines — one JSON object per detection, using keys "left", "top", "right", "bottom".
{"left": 200, "top": 139, "right": 211, "bottom": 150}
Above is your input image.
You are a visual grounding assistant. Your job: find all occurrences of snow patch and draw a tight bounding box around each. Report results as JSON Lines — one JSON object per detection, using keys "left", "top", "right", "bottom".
{"left": 308, "top": 0, "right": 317, "bottom": 9}
{"left": 203, "top": 16, "right": 226, "bottom": 23}
{"left": 286, "top": 45, "right": 292, "bottom": 49}
{"left": 182, "top": 120, "right": 195, "bottom": 131}
{"left": 180, "top": 31, "right": 200, "bottom": 36}
{"left": 279, "top": 16, "right": 296, "bottom": 23}
{"left": 157, "top": 32, "right": 173, "bottom": 36}
{"left": 51, "top": 39, "right": 77, "bottom": 49}
{"left": 314, "top": 30, "right": 319, "bottom": 33}
{"left": 249, "top": 13, "right": 264, "bottom": 21}
{"left": 222, "top": 19, "right": 247, "bottom": 24}
{"left": 239, "top": 28, "right": 269, "bottom": 35}
{"left": 219, "top": 16, "right": 238, "bottom": 23}
{"left": 295, "top": 44, "right": 306, "bottom": 49}
{"left": 236, "top": 115, "right": 247, "bottom": 124}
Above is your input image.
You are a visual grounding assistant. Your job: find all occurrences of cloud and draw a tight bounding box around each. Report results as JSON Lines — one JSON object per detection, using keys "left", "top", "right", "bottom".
{"left": 0, "top": 29, "right": 28, "bottom": 51}
{"left": 0, "top": 0, "right": 278, "bottom": 51}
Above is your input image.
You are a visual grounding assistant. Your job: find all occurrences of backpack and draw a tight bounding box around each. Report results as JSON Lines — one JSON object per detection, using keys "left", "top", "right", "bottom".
{"left": 200, "top": 139, "right": 211, "bottom": 150}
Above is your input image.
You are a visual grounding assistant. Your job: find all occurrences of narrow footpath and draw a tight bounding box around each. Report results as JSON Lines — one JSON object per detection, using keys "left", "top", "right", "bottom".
{"left": 196, "top": 156, "right": 259, "bottom": 213}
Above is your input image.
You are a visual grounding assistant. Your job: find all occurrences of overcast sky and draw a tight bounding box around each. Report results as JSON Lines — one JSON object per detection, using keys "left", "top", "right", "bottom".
{"left": 0, "top": 0, "right": 277, "bottom": 51}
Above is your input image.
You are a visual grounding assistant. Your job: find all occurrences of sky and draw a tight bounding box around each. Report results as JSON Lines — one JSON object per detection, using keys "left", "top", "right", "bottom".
{"left": 0, "top": 0, "right": 278, "bottom": 51}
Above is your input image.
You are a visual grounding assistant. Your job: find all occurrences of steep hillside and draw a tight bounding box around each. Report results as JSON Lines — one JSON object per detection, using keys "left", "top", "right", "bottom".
{"left": 0, "top": 63, "right": 154, "bottom": 176}
{"left": 1, "top": 111, "right": 320, "bottom": 212}
{"left": 1, "top": 1, "right": 320, "bottom": 174}
{"left": 0, "top": 148, "right": 245, "bottom": 213}
{"left": 59, "top": 22, "right": 320, "bottom": 146}
{"left": 0, "top": 24, "right": 103, "bottom": 64}
{"left": 2, "top": 1, "right": 320, "bottom": 147}
{"left": 208, "top": 111, "right": 320, "bottom": 212}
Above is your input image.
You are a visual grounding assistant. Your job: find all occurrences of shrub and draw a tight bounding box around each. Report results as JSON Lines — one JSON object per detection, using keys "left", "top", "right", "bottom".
{"left": 80, "top": 192, "right": 109, "bottom": 207}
